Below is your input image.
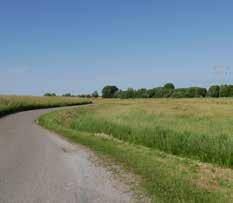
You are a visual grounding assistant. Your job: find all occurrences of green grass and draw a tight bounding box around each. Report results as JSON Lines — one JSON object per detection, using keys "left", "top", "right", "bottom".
{"left": 0, "top": 95, "right": 92, "bottom": 117}
{"left": 52, "top": 99, "right": 233, "bottom": 168}
{"left": 38, "top": 98, "right": 233, "bottom": 202}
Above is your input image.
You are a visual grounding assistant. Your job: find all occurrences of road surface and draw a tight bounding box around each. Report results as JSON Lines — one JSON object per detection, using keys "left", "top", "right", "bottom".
{"left": 0, "top": 107, "right": 137, "bottom": 203}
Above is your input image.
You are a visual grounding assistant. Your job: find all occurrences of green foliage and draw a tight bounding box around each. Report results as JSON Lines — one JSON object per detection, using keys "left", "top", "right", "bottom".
{"left": 208, "top": 85, "right": 220, "bottom": 97}
{"left": 62, "top": 93, "right": 72, "bottom": 97}
{"left": 220, "top": 85, "right": 233, "bottom": 97}
{"left": 44, "top": 92, "right": 56, "bottom": 96}
{"left": 163, "top": 83, "right": 175, "bottom": 90}
{"left": 135, "top": 88, "right": 149, "bottom": 98}
{"left": 92, "top": 91, "right": 99, "bottom": 98}
{"left": 102, "top": 86, "right": 119, "bottom": 98}
{"left": 101, "top": 83, "right": 233, "bottom": 99}
{"left": 171, "top": 87, "right": 207, "bottom": 98}
{"left": 78, "top": 94, "right": 91, "bottom": 98}
{"left": 149, "top": 87, "right": 164, "bottom": 98}
{"left": 39, "top": 101, "right": 233, "bottom": 202}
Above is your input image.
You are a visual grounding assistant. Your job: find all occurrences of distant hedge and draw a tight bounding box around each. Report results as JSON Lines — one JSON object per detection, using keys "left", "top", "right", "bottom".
{"left": 102, "top": 83, "right": 233, "bottom": 99}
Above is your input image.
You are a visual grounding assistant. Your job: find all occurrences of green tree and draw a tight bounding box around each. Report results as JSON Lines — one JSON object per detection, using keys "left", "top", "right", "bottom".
{"left": 164, "top": 83, "right": 175, "bottom": 90}
{"left": 102, "top": 86, "right": 119, "bottom": 98}
{"left": 62, "top": 93, "right": 72, "bottom": 97}
{"left": 44, "top": 93, "right": 56, "bottom": 96}
{"left": 92, "top": 91, "right": 99, "bottom": 98}
{"left": 219, "top": 85, "right": 233, "bottom": 97}
{"left": 208, "top": 86, "right": 220, "bottom": 97}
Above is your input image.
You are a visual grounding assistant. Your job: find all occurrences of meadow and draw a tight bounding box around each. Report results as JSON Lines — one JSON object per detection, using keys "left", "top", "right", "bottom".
{"left": 0, "top": 95, "right": 91, "bottom": 117}
{"left": 38, "top": 98, "right": 233, "bottom": 202}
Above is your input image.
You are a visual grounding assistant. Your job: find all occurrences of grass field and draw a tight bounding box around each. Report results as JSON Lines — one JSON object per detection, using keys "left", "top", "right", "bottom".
{"left": 0, "top": 95, "right": 92, "bottom": 117}
{"left": 38, "top": 98, "right": 233, "bottom": 202}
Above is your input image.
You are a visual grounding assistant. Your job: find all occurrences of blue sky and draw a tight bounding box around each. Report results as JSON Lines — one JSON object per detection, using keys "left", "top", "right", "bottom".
{"left": 1, "top": 0, "right": 233, "bottom": 95}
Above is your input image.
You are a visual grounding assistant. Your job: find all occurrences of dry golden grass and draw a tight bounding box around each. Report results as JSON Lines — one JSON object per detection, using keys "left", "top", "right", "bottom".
{"left": 0, "top": 95, "right": 91, "bottom": 117}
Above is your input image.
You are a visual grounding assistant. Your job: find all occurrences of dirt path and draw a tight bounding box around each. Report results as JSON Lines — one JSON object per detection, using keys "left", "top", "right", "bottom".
{"left": 0, "top": 107, "right": 139, "bottom": 203}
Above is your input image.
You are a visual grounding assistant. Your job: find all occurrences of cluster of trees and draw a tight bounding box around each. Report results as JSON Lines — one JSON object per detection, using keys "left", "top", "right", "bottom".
{"left": 101, "top": 84, "right": 233, "bottom": 99}
{"left": 78, "top": 91, "right": 99, "bottom": 98}
{"left": 44, "top": 93, "right": 56, "bottom": 96}
{"left": 44, "top": 91, "right": 99, "bottom": 98}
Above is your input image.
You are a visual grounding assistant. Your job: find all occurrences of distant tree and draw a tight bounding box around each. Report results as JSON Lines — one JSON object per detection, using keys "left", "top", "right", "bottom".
{"left": 44, "top": 93, "right": 56, "bottom": 96}
{"left": 62, "top": 93, "right": 72, "bottom": 97}
{"left": 219, "top": 85, "right": 233, "bottom": 97}
{"left": 151, "top": 87, "right": 164, "bottom": 98}
{"left": 102, "top": 86, "right": 119, "bottom": 98}
{"left": 92, "top": 91, "right": 99, "bottom": 98}
{"left": 78, "top": 94, "right": 91, "bottom": 98}
{"left": 164, "top": 83, "right": 175, "bottom": 90}
{"left": 125, "top": 88, "right": 135, "bottom": 98}
{"left": 135, "top": 88, "right": 149, "bottom": 98}
{"left": 171, "top": 87, "right": 207, "bottom": 98}
{"left": 208, "top": 85, "right": 220, "bottom": 97}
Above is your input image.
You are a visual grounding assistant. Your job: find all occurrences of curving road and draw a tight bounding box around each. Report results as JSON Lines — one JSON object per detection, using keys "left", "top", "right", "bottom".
{"left": 0, "top": 107, "right": 136, "bottom": 203}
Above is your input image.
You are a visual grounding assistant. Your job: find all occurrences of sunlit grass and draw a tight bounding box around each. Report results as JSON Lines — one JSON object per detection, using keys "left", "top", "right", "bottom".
{"left": 0, "top": 95, "right": 91, "bottom": 117}
{"left": 38, "top": 98, "right": 233, "bottom": 202}
{"left": 55, "top": 98, "right": 233, "bottom": 168}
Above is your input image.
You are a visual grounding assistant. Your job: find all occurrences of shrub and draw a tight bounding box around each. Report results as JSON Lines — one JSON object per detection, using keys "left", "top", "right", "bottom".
{"left": 102, "top": 86, "right": 119, "bottom": 98}
{"left": 208, "top": 86, "right": 220, "bottom": 97}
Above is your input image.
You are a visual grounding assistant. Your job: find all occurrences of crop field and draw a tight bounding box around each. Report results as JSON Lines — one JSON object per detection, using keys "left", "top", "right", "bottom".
{"left": 0, "top": 95, "right": 91, "bottom": 117}
{"left": 38, "top": 98, "right": 233, "bottom": 202}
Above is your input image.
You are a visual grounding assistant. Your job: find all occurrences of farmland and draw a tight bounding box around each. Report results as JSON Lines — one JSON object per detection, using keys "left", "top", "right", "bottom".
{"left": 38, "top": 98, "right": 233, "bottom": 202}
{"left": 0, "top": 95, "right": 91, "bottom": 118}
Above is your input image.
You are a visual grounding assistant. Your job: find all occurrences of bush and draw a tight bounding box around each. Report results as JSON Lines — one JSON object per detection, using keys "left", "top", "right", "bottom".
{"left": 207, "top": 86, "right": 220, "bottom": 97}
{"left": 102, "top": 86, "right": 119, "bottom": 98}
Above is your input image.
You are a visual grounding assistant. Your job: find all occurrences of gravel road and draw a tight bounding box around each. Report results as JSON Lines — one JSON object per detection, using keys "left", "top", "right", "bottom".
{"left": 0, "top": 107, "right": 137, "bottom": 203}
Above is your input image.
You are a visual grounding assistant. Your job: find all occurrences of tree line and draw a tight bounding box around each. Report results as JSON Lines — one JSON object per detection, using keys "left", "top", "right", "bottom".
{"left": 102, "top": 84, "right": 233, "bottom": 99}
{"left": 44, "top": 91, "right": 99, "bottom": 98}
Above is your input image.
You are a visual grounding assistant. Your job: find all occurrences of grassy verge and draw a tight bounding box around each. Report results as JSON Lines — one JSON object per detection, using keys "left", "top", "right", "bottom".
{"left": 0, "top": 95, "right": 92, "bottom": 118}
{"left": 38, "top": 102, "right": 233, "bottom": 202}
{"left": 62, "top": 99, "right": 233, "bottom": 169}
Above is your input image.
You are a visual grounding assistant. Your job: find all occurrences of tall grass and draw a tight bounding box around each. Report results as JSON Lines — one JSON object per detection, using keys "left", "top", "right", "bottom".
{"left": 0, "top": 95, "right": 92, "bottom": 117}
{"left": 38, "top": 99, "right": 233, "bottom": 202}
{"left": 61, "top": 99, "right": 233, "bottom": 168}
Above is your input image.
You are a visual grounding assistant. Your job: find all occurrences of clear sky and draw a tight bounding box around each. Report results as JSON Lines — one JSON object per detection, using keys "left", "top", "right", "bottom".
{"left": 1, "top": 0, "right": 233, "bottom": 95}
